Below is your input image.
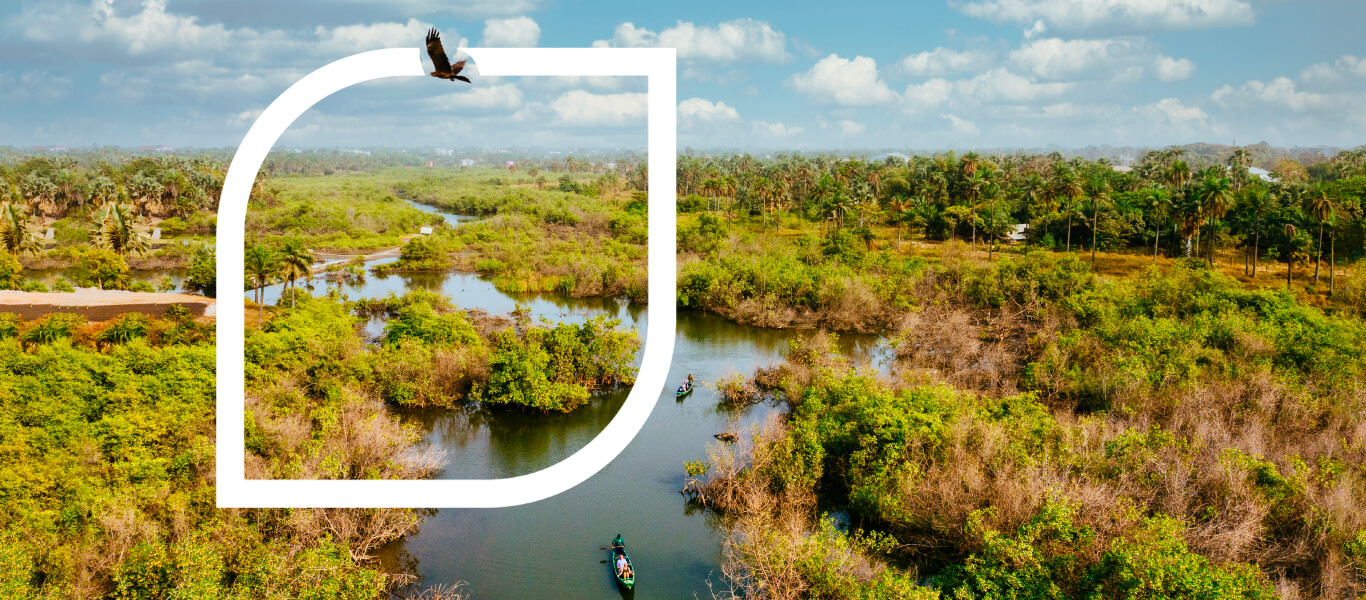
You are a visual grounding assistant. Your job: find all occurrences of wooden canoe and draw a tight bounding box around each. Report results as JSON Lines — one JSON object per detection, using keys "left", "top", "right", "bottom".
{"left": 609, "top": 543, "right": 635, "bottom": 589}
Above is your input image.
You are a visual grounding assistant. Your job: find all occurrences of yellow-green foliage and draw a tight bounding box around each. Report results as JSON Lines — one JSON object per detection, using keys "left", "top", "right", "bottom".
{"left": 1027, "top": 262, "right": 1366, "bottom": 412}
{"left": 0, "top": 327, "right": 393, "bottom": 598}
{"left": 936, "top": 502, "right": 1275, "bottom": 600}
{"left": 250, "top": 173, "right": 438, "bottom": 251}
{"left": 708, "top": 259, "right": 1366, "bottom": 599}
{"left": 480, "top": 315, "right": 641, "bottom": 412}
{"left": 731, "top": 516, "right": 941, "bottom": 600}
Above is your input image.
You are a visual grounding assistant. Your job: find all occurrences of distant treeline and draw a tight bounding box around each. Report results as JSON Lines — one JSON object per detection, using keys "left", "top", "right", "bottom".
{"left": 678, "top": 147, "right": 1366, "bottom": 276}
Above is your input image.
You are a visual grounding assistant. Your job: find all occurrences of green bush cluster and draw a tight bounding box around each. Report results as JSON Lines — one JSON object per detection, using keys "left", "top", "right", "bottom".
{"left": 1027, "top": 263, "right": 1366, "bottom": 412}
{"left": 0, "top": 325, "right": 392, "bottom": 598}
{"left": 936, "top": 502, "right": 1275, "bottom": 600}
{"left": 249, "top": 175, "right": 437, "bottom": 251}
{"left": 480, "top": 315, "right": 640, "bottom": 412}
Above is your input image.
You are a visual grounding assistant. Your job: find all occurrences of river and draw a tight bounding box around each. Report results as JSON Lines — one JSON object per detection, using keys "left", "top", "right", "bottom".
{"left": 263, "top": 201, "right": 894, "bottom": 598}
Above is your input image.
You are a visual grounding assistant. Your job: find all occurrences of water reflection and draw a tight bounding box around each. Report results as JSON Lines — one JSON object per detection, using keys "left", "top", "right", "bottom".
{"left": 253, "top": 202, "right": 896, "bottom": 599}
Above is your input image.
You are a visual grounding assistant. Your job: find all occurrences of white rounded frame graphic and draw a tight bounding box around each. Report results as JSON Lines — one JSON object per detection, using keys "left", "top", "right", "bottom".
{"left": 216, "top": 47, "right": 677, "bottom": 508}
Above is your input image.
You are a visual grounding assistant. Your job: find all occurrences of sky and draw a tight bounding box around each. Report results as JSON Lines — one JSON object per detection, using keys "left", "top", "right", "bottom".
{"left": 0, "top": 0, "right": 1363, "bottom": 151}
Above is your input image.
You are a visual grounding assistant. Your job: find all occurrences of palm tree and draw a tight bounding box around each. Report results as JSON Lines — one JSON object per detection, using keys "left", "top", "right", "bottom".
{"left": 89, "top": 176, "right": 120, "bottom": 209}
{"left": 1304, "top": 184, "right": 1332, "bottom": 284}
{"left": 93, "top": 203, "right": 150, "bottom": 256}
{"left": 53, "top": 169, "right": 87, "bottom": 216}
{"left": 1329, "top": 203, "right": 1338, "bottom": 295}
{"left": 1164, "top": 160, "right": 1191, "bottom": 194}
{"left": 1226, "top": 148, "right": 1253, "bottom": 191}
{"left": 1239, "top": 189, "right": 1270, "bottom": 276}
{"left": 1145, "top": 187, "right": 1169, "bottom": 264}
{"left": 276, "top": 238, "right": 314, "bottom": 309}
{"left": 961, "top": 151, "right": 981, "bottom": 178}
{"left": 1284, "top": 223, "right": 1297, "bottom": 288}
{"left": 984, "top": 183, "right": 1002, "bottom": 260}
{"left": 20, "top": 172, "right": 57, "bottom": 219}
{"left": 1199, "top": 175, "right": 1234, "bottom": 264}
{"left": 245, "top": 245, "right": 278, "bottom": 323}
{"left": 963, "top": 171, "right": 986, "bottom": 249}
{"left": 0, "top": 202, "right": 42, "bottom": 256}
{"left": 1054, "top": 170, "right": 1083, "bottom": 251}
{"left": 1086, "top": 177, "right": 1110, "bottom": 266}
{"left": 866, "top": 167, "right": 883, "bottom": 198}
{"left": 887, "top": 196, "right": 910, "bottom": 242}
{"left": 126, "top": 173, "right": 163, "bottom": 218}
{"left": 701, "top": 178, "right": 720, "bottom": 212}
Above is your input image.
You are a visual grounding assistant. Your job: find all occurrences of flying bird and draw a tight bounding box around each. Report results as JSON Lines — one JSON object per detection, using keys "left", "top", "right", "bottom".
{"left": 426, "top": 27, "right": 470, "bottom": 83}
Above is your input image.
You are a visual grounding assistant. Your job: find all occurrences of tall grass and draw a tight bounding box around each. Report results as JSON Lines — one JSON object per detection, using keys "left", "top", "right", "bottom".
{"left": 693, "top": 255, "right": 1366, "bottom": 599}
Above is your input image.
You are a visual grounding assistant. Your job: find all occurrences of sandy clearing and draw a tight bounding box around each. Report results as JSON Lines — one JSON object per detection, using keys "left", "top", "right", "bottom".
{"left": 0, "top": 289, "right": 216, "bottom": 321}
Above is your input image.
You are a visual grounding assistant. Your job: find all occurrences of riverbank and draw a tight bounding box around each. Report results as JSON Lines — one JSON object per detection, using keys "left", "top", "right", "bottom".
{"left": 0, "top": 289, "right": 215, "bottom": 320}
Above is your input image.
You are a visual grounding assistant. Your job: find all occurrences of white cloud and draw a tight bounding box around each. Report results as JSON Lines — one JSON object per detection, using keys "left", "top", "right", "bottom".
{"left": 1007, "top": 38, "right": 1196, "bottom": 83}
{"left": 0, "top": 70, "right": 73, "bottom": 103}
{"left": 1023, "top": 19, "right": 1048, "bottom": 38}
{"left": 903, "top": 78, "right": 955, "bottom": 112}
{"left": 548, "top": 90, "right": 647, "bottom": 126}
{"left": 901, "top": 68, "right": 1073, "bottom": 114}
{"left": 1146, "top": 97, "right": 1207, "bottom": 122}
{"left": 1010, "top": 38, "right": 1154, "bottom": 80}
{"left": 314, "top": 18, "right": 437, "bottom": 56}
{"left": 332, "top": 0, "right": 541, "bottom": 18}
{"left": 941, "top": 113, "right": 981, "bottom": 135}
{"left": 1213, "top": 77, "right": 1333, "bottom": 112}
{"left": 901, "top": 47, "right": 995, "bottom": 77}
{"left": 591, "top": 19, "right": 789, "bottom": 64}
{"left": 789, "top": 54, "right": 897, "bottom": 106}
{"left": 480, "top": 16, "right": 540, "bottom": 47}
{"left": 424, "top": 84, "right": 524, "bottom": 110}
{"left": 838, "top": 120, "right": 866, "bottom": 135}
{"left": 678, "top": 97, "right": 741, "bottom": 123}
{"left": 1300, "top": 55, "right": 1366, "bottom": 88}
{"left": 953, "top": 0, "right": 1256, "bottom": 35}
{"left": 518, "top": 76, "right": 636, "bottom": 91}
{"left": 1153, "top": 56, "right": 1196, "bottom": 81}
{"left": 22, "top": 0, "right": 450, "bottom": 65}
{"left": 80, "top": 0, "right": 232, "bottom": 55}
{"left": 969, "top": 69, "right": 1073, "bottom": 102}
{"left": 753, "top": 120, "right": 803, "bottom": 137}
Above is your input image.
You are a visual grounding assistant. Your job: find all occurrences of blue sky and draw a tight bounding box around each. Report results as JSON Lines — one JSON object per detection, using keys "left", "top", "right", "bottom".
{"left": 0, "top": 0, "right": 1363, "bottom": 150}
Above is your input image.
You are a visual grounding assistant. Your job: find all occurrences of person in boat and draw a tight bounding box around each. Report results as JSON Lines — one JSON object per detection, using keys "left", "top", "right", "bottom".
{"left": 612, "top": 534, "right": 633, "bottom": 578}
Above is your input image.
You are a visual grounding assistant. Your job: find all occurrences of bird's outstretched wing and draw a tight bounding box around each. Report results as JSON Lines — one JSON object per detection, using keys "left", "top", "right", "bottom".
{"left": 426, "top": 28, "right": 452, "bottom": 76}
{"left": 451, "top": 60, "right": 466, "bottom": 76}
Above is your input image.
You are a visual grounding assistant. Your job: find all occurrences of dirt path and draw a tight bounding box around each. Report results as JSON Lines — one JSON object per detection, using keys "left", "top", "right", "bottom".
{"left": 0, "top": 290, "right": 216, "bottom": 321}
{"left": 310, "top": 245, "right": 404, "bottom": 274}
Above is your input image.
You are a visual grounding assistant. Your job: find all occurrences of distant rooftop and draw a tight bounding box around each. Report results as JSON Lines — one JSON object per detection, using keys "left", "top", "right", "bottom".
{"left": 1248, "top": 166, "right": 1278, "bottom": 182}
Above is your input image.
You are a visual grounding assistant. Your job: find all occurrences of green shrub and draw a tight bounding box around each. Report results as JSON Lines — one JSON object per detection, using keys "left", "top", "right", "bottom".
{"left": 1089, "top": 516, "right": 1277, "bottom": 600}
{"left": 382, "top": 302, "right": 481, "bottom": 348}
{"left": 19, "top": 313, "right": 85, "bottom": 346}
{"left": 0, "top": 251, "right": 23, "bottom": 289}
{"left": 98, "top": 314, "right": 152, "bottom": 345}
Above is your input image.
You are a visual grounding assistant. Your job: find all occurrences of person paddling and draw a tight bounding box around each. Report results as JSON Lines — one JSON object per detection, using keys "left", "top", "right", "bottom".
{"left": 612, "top": 534, "right": 633, "bottom": 579}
